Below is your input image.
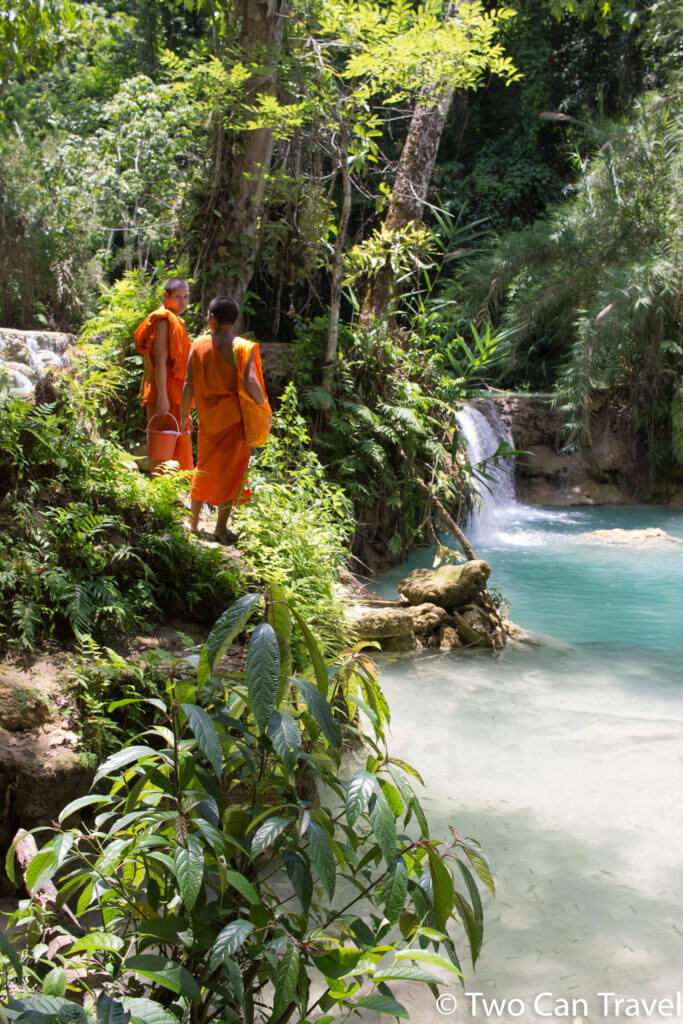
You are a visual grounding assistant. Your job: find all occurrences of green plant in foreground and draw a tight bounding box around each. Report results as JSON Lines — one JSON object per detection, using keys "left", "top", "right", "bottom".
{"left": 2, "top": 588, "right": 493, "bottom": 1023}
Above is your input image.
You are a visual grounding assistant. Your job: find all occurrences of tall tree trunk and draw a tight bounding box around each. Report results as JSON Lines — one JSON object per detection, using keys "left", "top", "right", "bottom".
{"left": 361, "top": 3, "right": 457, "bottom": 322}
{"left": 193, "top": 0, "right": 288, "bottom": 308}
{"left": 323, "top": 124, "right": 352, "bottom": 391}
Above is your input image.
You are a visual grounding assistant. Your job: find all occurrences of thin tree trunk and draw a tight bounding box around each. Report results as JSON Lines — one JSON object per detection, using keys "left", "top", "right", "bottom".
{"left": 361, "top": 3, "right": 457, "bottom": 322}
{"left": 323, "top": 124, "right": 352, "bottom": 391}
{"left": 194, "top": 0, "right": 288, "bottom": 307}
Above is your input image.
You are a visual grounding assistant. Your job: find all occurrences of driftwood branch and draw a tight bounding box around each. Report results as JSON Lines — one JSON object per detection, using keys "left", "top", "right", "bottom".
{"left": 415, "top": 480, "right": 477, "bottom": 561}
{"left": 13, "top": 829, "right": 84, "bottom": 935}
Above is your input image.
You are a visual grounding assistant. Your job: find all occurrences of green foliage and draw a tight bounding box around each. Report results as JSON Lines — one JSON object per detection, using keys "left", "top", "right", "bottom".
{"left": 233, "top": 385, "right": 354, "bottom": 657}
{"left": 0, "top": 372, "right": 241, "bottom": 652}
{"left": 2, "top": 591, "right": 493, "bottom": 1023}
{"left": 295, "top": 316, "right": 471, "bottom": 565}
{"left": 450, "top": 86, "right": 682, "bottom": 471}
{"left": 0, "top": 0, "right": 75, "bottom": 96}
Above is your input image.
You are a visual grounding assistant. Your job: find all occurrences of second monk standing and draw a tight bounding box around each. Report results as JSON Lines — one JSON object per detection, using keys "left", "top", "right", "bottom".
{"left": 181, "top": 295, "right": 268, "bottom": 543}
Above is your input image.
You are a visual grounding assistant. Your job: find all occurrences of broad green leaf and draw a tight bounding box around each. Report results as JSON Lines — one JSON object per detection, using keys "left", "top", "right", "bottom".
{"left": 346, "top": 770, "right": 375, "bottom": 826}
{"left": 173, "top": 834, "right": 204, "bottom": 911}
{"left": 93, "top": 745, "right": 158, "bottom": 784}
{"left": 224, "top": 869, "right": 261, "bottom": 906}
{"left": 394, "top": 948, "right": 463, "bottom": 976}
{"left": 370, "top": 790, "right": 396, "bottom": 866}
{"left": 210, "top": 920, "right": 255, "bottom": 967}
{"left": 180, "top": 703, "right": 223, "bottom": 778}
{"left": 25, "top": 850, "right": 57, "bottom": 894}
{"left": 250, "top": 816, "right": 290, "bottom": 857}
{"left": 126, "top": 955, "right": 201, "bottom": 1001}
{"left": 353, "top": 994, "right": 408, "bottom": 1018}
{"left": 223, "top": 957, "right": 244, "bottom": 1003}
{"left": 121, "top": 998, "right": 179, "bottom": 1024}
{"left": 289, "top": 606, "right": 329, "bottom": 697}
{"left": 313, "top": 947, "right": 364, "bottom": 980}
{"left": 265, "top": 584, "right": 293, "bottom": 678}
{"left": 272, "top": 945, "right": 301, "bottom": 1020}
{"left": 58, "top": 794, "right": 111, "bottom": 822}
{"left": 97, "top": 994, "right": 130, "bottom": 1024}
{"left": 284, "top": 850, "right": 313, "bottom": 913}
{"left": 428, "top": 849, "right": 455, "bottom": 932}
{"left": 69, "top": 932, "right": 125, "bottom": 954}
{"left": 207, "top": 593, "right": 261, "bottom": 668}
{"left": 308, "top": 821, "right": 336, "bottom": 900}
{"left": 453, "top": 889, "right": 483, "bottom": 966}
{"left": 246, "top": 623, "right": 280, "bottom": 733}
{"left": 0, "top": 930, "right": 23, "bottom": 980}
{"left": 459, "top": 837, "right": 495, "bottom": 895}
{"left": 373, "top": 964, "right": 439, "bottom": 983}
{"left": 292, "top": 677, "right": 341, "bottom": 749}
{"left": 42, "top": 967, "right": 67, "bottom": 997}
{"left": 267, "top": 710, "right": 300, "bottom": 772}
{"left": 383, "top": 858, "right": 408, "bottom": 925}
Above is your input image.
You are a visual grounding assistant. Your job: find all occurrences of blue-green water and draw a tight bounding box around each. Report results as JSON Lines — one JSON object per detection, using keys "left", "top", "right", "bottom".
{"left": 365, "top": 505, "right": 683, "bottom": 1023}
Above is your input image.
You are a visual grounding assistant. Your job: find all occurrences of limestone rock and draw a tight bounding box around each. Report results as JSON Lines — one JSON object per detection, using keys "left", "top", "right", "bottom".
{"left": 579, "top": 527, "right": 681, "bottom": 545}
{"left": 405, "top": 602, "right": 450, "bottom": 635}
{"left": 398, "top": 560, "right": 491, "bottom": 611}
{"left": 347, "top": 603, "right": 416, "bottom": 651}
{"left": 438, "top": 626, "right": 463, "bottom": 651}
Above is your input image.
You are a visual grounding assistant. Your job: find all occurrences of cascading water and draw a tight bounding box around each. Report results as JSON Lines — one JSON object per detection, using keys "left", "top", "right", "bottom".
{"left": 456, "top": 399, "right": 518, "bottom": 536}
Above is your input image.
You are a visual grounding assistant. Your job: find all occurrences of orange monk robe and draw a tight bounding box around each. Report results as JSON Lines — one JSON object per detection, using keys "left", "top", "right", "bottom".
{"left": 189, "top": 333, "right": 254, "bottom": 506}
{"left": 134, "top": 307, "right": 193, "bottom": 473}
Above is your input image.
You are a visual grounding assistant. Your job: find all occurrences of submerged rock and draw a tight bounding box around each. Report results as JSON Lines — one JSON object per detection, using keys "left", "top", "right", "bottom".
{"left": 398, "top": 560, "right": 491, "bottom": 610}
{"left": 579, "top": 527, "right": 682, "bottom": 545}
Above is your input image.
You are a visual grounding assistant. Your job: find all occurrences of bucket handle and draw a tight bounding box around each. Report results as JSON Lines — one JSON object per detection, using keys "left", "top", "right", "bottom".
{"left": 147, "top": 413, "right": 179, "bottom": 432}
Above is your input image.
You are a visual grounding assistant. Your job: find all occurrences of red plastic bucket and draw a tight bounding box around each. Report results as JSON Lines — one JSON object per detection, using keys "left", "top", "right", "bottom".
{"left": 147, "top": 413, "right": 180, "bottom": 462}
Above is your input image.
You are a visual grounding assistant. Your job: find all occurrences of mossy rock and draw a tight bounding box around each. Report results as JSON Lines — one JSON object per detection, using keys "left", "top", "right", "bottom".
{"left": 398, "top": 560, "right": 491, "bottom": 611}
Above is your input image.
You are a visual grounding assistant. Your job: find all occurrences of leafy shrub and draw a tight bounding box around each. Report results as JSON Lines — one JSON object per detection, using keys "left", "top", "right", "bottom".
{"left": 295, "top": 318, "right": 471, "bottom": 566}
{"left": 0, "top": 376, "right": 241, "bottom": 652}
{"left": 2, "top": 589, "right": 493, "bottom": 1023}
{"left": 233, "top": 385, "right": 354, "bottom": 658}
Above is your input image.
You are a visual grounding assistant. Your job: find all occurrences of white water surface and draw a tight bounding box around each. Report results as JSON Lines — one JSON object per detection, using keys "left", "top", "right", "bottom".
{"left": 367, "top": 502, "right": 683, "bottom": 1024}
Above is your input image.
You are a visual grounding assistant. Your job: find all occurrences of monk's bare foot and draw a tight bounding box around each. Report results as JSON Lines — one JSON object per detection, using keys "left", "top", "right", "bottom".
{"left": 215, "top": 527, "right": 239, "bottom": 546}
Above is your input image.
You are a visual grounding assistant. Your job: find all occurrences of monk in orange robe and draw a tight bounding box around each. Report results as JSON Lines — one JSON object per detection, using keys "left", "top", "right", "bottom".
{"left": 134, "top": 276, "right": 194, "bottom": 476}
{"left": 180, "top": 295, "right": 267, "bottom": 543}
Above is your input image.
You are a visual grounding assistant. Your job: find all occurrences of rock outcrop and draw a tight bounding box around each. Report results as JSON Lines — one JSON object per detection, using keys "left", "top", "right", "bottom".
{"left": 494, "top": 391, "right": 683, "bottom": 506}
{"left": 0, "top": 328, "right": 73, "bottom": 398}
{"left": 0, "top": 659, "right": 92, "bottom": 894}
{"left": 345, "top": 560, "right": 517, "bottom": 653}
{"left": 398, "top": 560, "right": 491, "bottom": 610}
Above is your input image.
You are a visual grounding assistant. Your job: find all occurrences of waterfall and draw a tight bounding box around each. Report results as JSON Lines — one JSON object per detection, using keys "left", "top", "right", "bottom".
{"left": 456, "top": 399, "right": 518, "bottom": 537}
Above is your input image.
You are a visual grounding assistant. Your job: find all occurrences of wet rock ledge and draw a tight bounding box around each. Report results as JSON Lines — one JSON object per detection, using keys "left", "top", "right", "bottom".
{"left": 344, "top": 560, "right": 520, "bottom": 653}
